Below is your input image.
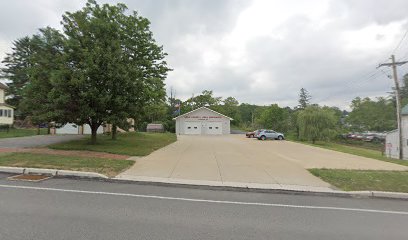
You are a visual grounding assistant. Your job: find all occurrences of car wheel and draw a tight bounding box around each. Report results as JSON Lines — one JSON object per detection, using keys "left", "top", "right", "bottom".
{"left": 278, "top": 135, "right": 284, "bottom": 140}
{"left": 260, "top": 135, "right": 266, "bottom": 140}
{"left": 249, "top": 135, "right": 253, "bottom": 138}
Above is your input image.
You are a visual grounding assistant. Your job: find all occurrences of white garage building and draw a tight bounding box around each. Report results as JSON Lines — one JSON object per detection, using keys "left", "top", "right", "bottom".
{"left": 385, "top": 104, "right": 408, "bottom": 160}
{"left": 174, "top": 107, "right": 232, "bottom": 135}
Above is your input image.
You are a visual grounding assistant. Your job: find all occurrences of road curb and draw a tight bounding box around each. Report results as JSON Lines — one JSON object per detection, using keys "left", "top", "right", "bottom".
{"left": 0, "top": 167, "right": 108, "bottom": 179}
{"left": 1, "top": 167, "right": 407, "bottom": 200}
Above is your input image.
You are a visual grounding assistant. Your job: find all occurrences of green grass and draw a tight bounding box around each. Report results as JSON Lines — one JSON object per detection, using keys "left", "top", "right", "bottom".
{"left": 0, "top": 152, "right": 134, "bottom": 177}
{"left": 0, "top": 128, "right": 48, "bottom": 138}
{"left": 292, "top": 140, "right": 408, "bottom": 167}
{"left": 309, "top": 169, "right": 408, "bottom": 193}
{"left": 49, "top": 132, "right": 177, "bottom": 156}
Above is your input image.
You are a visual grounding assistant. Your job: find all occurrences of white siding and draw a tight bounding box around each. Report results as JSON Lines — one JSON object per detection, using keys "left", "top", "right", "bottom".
{"left": 0, "top": 89, "right": 4, "bottom": 104}
{"left": 385, "top": 114, "right": 408, "bottom": 160}
{"left": 175, "top": 108, "right": 231, "bottom": 135}
{"left": 56, "top": 123, "right": 103, "bottom": 135}
{"left": 83, "top": 124, "right": 104, "bottom": 134}
{"left": 0, "top": 107, "right": 13, "bottom": 125}
{"left": 385, "top": 131, "right": 399, "bottom": 159}
{"left": 56, "top": 123, "right": 80, "bottom": 134}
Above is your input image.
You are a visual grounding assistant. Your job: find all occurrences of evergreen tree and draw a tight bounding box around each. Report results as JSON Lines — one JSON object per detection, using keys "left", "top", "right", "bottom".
{"left": 0, "top": 36, "right": 33, "bottom": 114}
{"left": 298, "top": 87, "right": 311, "bottom": 109}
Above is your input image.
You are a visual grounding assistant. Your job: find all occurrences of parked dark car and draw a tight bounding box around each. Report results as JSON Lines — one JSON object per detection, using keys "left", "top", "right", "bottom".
{"left": 246, "top": 129, "right": 264, "bottom": 138}
{"left": 246, "top": 131, "right": 256, "bottom": 138}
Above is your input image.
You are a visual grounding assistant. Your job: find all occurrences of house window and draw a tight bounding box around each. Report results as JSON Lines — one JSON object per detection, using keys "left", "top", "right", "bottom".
{"left": 187, "top": 127, "right": 191, "bottom": 129}
{"left": 0, "top": 109, "right": 2, "bottom": 117}
{"left": 194, "top": 127, "right": 197, "bottom": 129}
{"left": 215, "top": 127, "right": 219, "bottom": 129}
{"left": 209, "top": 127, "right": 212, "bottom": 129}
{"left": 8, "top": 110, "right": 11, "bottom": 118}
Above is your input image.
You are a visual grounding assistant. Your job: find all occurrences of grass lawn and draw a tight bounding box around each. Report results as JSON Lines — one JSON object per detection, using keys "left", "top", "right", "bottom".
{"left": 309, "top": 168, "right": 408, "bottom": 193}
{"left": 293, "top": 140, "right": 408, "bottom": 167}
{"left": 0, "top": 152, "right": 134, "bottom": 177}
{"left": 49, "top": 132, "right": 177, "bottom": 156}
{"left": 0, "top": 128, "right": 48, "bottom": 138}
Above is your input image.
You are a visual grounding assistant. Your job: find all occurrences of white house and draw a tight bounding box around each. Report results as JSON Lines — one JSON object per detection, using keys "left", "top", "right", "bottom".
{"left": 173, "top": 107, "right": 232, "bottom": 135}
{"left": 0, "top": 83, "right": 14, "bottom": 125}
{"left": 385, "top": 104, "right": 408, "bottom": 160}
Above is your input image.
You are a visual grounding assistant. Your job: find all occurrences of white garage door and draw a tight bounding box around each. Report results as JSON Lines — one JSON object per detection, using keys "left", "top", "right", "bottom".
{"left": 207, "top": 122, "right": 222, "bottom": 135}
{"left": 185, "top": 123, "right": 201, "bottom": 135}
{"left": 56, "top": 123, "right": 79, "bottom": 134}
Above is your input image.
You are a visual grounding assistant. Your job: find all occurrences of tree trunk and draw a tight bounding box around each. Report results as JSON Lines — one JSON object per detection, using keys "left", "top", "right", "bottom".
{"left": 47, "top": 123, "right": 51, "bottom": 135}
{"left": 312, "top": 138, "right": 316, "bottom": 144}
{"left": 37, "top": 125, "right": 40, "bottom": 135}
{"left": 112, "top": 124, "right": 117, "bottom": 140}
{"left": 296, "top": 126, "right": 300, "bottom": 140}
{"left": 90, "top": 124, "right": 99, "bottom": 144}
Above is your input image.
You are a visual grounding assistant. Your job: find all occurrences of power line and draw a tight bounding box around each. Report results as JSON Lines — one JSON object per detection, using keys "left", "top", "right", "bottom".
{"left": 316, "top": 68, "right": 391, "bottom": 104}
{"left": 392, "top": 28, "right": 408, "bottom": 55}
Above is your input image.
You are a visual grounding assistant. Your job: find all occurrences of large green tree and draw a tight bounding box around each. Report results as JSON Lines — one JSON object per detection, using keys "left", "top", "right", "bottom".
{"left": 50, "top": 0, "right": 169, "bottom": 143}
{"left": 346, "top": 97, "right": 395, "bottom": 132}
{"left": 256, "top": 104, "right": 289, "bottom": 132}
{"left": 0, "top": 36, "right": 33, "bottom": 113}
{"left": 212, "top": 96, "right": 240, "bottom": 124}
{"left": 19, "top": 27, "right": 66, "bottom": 132}
{"left": 297, "top": 106, "right": 337, "bottom": 143}
{"left": 181, "top": 90, "right": 221, "bottom": 113}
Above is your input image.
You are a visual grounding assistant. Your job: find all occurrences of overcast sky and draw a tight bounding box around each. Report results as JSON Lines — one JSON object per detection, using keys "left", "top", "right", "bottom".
{"left": 1, "top": 0, "right": 408, "bottom": 110}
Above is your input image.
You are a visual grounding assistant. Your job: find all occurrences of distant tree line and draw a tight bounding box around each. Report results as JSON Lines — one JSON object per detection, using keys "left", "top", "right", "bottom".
{"left": 153, "top": 86, "right": 399, "bottom": 144}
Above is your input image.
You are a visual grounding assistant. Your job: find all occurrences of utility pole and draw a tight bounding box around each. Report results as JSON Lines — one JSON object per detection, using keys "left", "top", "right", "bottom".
{"left": 378, "top": 55, "right": 408, "bottom": 160}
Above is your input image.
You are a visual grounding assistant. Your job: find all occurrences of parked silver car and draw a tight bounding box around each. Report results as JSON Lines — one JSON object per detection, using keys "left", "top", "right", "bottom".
{"left": 256, "top": 129, "right": 284, "bottom": 140}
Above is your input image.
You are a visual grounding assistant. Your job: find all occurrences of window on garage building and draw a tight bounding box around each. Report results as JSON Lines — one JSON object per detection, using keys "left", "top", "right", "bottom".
{"left": 194, "top": 127, "right": 197, "bottom": 129}
{"left": 209, "top": 127, "right": 212, "bottom": 129}
{"left": 188, "top": 127, "right": 191, "bottom": 129}
{"left": 215, "top": 127, "right": 219, "bottom": 129}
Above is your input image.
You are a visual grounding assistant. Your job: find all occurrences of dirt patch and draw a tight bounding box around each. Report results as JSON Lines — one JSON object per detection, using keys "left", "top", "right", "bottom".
{"left": 8, "top": 174, "right": 52, "bottom": 182}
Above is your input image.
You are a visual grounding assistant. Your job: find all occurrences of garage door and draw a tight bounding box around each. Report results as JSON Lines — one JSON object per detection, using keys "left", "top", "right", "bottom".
{"left": 185, "top": 123, "right": 201, "bottom": 135}
{"left": 56, "top": 123, "right": 79, "bottom": 134}
{"left": 207, "top": 122, "right": 222, "bottom": 135}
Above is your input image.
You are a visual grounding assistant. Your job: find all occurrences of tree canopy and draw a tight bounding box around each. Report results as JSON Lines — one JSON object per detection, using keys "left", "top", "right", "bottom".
{"left": 0, "top": 36, "right": 33, "bottom": 111}
{"left": 2, "top": 0, "right": 170, "bottom": 143}
{"left": 346, "top": 97, "right": 396, "bottom": 132}
{"left": 297, "top": 106, "right": 337, "bottom": 143}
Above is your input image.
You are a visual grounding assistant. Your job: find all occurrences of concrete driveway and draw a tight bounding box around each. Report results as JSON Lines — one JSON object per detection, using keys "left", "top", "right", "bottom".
{"left": 0, "top": 135, "right": 84, "bottom": 148}
{"left": 118, "top": 135, "right": 408, "bottom": 188}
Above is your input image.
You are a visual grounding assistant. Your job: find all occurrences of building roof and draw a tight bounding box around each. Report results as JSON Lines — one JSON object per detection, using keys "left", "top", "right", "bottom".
{"left": 0, "top": 103, "right": 14, "bottom": 108}
{"left": 402, "top": 104, "right": 408, "bottom": 115}
{"left": 173, "top": 106, "right": 233, "bottom": 120}
{"left": 0, "top": 82, "right": 9, "bottom": 90}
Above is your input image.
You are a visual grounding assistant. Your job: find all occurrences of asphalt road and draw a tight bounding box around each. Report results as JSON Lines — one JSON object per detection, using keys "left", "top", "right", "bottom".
{"left": 0, "top": 173, "right": 407, "bottom": 240}
{"left": 0, "top": 135, "right": 84, "bottom": 148}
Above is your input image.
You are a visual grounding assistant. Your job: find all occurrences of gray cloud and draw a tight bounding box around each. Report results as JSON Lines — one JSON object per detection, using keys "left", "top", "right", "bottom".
{"left": 1, "top": 0, "right": 408, "bottom": 110}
